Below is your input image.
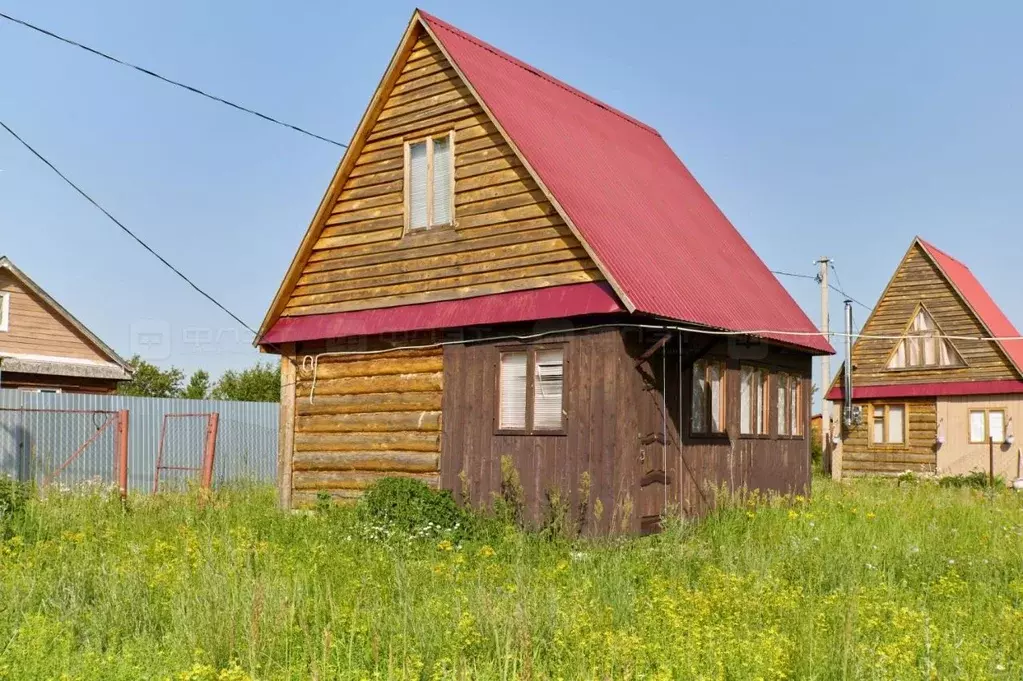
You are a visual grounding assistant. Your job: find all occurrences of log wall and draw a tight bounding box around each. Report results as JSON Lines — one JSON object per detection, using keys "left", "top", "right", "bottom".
{"left": 840, "top": 398, "right": 938, "bottom": 475}
{"left": 288, "top": 344, "right": 443, "bottom": 505}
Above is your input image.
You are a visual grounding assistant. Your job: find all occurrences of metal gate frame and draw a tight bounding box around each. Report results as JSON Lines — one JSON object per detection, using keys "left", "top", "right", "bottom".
{"left": 152, "top": 412, "right": 219, "bottom": 493}
{"left": 0, "top": 407, "right": 129, "bottom": 500}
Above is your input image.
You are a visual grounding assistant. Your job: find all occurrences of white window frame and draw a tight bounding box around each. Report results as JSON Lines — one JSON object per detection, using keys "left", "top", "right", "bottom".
{"left": 0, "top": 291, "right": 9, "bottom": 332}
{"left": 403, "top": 131, "right": 455, "bottom": 233}
{"left": 691, "top": 359, "right": 727, "bottom": 435}
{"left": 969, "top": 408, "right": 1006, "bottom": 444}
{"left": 739, "top": 365, "right": 769, "bottom": 437}
{"left": 496, "top": 345, "right": 566, "bottom": 435}
{"left": 870, "top": 403, "right": 908, "bottom": 446}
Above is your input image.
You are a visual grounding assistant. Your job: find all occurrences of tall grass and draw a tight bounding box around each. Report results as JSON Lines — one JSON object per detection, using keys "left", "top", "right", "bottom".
{"left": 1, "top": 477, "right": 1022, "bottom": 680}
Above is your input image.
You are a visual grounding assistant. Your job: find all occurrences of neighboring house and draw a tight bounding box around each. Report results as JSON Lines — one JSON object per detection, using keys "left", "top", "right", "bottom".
{"left": 257, "top": 11, "right": 832, "bottom": 532}
{"left": 827, "top": 237, "right": 1023, "bottom": 481}
{"left": 0, "top": 257, "right": 131, "bottom": 393}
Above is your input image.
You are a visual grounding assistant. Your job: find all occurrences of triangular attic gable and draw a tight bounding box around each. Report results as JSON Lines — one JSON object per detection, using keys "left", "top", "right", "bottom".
{"left": 829, "top": 239, "right": 1020, "bottom": 394}
{"left": 257, "top": 13, "right": 609, "bottom": 335}
{"left": 884, "top": 304, "right": 965, "bottom": 369}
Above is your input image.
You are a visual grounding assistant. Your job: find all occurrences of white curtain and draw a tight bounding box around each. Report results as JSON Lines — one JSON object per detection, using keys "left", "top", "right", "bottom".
{"left": 989, "top": 411, "right": 1005, "bottom": 443}
{"left": 408, "top": 141, "right": 428, "bottom": 229}
{"left": 887, "top": 406, "right": 905, "bottom": 444}
{"left": 431, "top": 136, "right": 452, "bottom": 225}
{"left": 872, "top": 408, "right": 885, "bottom": 443}
{"left": 887, "top": 308, "right": 964, "bottom": 369}
{"left": 499, "top": 352, "right": 527, "bottom": 429}
{"left": 691, "top": 360, "right": 707, "bottom": 433}
{"left": 777, "top": 375, "right": 788, "bottom": 436}
{"left": 740, "top": 367, "right": 753, "bottom": 434}
{"left": 533, "top": 349, "right": 564, "bottom": 430}
{"left": 970, "top": 410, "right": 987, "bottom": 443}
{"left": 756, "top": 371, "right": 766, "bottom": 434}
{"left": 709, "top": 363, "right": 723, "bottom": 432}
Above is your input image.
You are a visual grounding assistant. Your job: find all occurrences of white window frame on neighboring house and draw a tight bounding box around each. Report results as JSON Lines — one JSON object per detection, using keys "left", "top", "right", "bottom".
{"left": 403, "top": 131, "right": 456, "bottom": 233}
{"left": 0, "top": 291, "right": 9, "bottom": 332}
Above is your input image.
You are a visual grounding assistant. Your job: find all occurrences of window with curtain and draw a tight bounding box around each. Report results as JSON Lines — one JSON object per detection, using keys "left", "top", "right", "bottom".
{"left": 969, "top": 409, "right": 1007, "bottom": 443}
{"left": 497, "top": 346, "right": 566, "bottom": 434}
{"left": 0, "top": 291, "right": 9, "bottom": 332}
{"left": 777, "top": 374, "right": 789, "bottom": 436}
{"left": 406, "top": 133, "right": 455, "bottom": 231}
{"left": 691, "top": 359, "right": 726, "bottom": 434}
{"left": 886, "top": 307, "right": 964, "bottom": 369}
{"left": 740, "top": 366, "right": 769, "bottom": 436}
{"left": 871, "top": 404, "right": 907, "bottom": 445}
{"left": 789, "top": 377, "right": 803, "bottom": 437}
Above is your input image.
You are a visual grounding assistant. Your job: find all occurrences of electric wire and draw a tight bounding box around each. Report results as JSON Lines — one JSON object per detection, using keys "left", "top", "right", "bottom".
{"left": 0, "top": 10, "right": 346, "bottom": 148}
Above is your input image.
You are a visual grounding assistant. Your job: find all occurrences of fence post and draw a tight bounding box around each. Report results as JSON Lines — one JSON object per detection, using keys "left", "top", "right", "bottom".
{"left": 200, "top": 412, "right": 219, "bottom": 491}
{"left": 117, "top": 409, "right": 129, "bottom": 501}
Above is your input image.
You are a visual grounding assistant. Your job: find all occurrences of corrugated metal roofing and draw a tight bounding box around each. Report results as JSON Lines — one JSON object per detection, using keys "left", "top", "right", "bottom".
{"left": 420, "top": 11, "right": 832, "bottom": 355}
{"left": 263, "top": 282, "right": 624, "bottom": 344}
{"left": 827, "top": 379, "right": 1023, "bottom": 401}
{"left": 917, "top": 238, "right": 1023, "bottom": 376}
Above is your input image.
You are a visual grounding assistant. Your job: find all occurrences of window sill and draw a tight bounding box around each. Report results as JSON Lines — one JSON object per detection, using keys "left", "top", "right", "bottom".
{"left": 495, "top": 429, "right": 567, "bottom": 437}
{"left": 738, "top": 434, "right": 772, "bottom": 440}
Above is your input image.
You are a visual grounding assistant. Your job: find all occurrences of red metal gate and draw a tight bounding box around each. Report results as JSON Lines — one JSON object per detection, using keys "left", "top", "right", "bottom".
{"left": 153, "top": 412, "right": 219, "bottom": 493}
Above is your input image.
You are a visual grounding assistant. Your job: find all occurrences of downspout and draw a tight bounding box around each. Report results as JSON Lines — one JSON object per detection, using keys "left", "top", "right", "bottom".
{"left": 843, "top": 300, "right": 853, "bottom": 426}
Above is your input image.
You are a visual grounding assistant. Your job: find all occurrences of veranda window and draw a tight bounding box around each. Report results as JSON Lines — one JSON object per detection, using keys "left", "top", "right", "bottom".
{"left": 740, "top": 366, "right": 769, "bottom": 436}
{"left": 498, "top": 346, "right": 566, "bottom": 433}
{"left": 692, "top": 359, "right": 726, "bottom": 435}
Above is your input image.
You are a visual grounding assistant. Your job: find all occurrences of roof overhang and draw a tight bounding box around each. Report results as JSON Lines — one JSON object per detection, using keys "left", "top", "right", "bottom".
{"left": 826, "top": 380, "right": 1023, "bottom": 401}
{"left": 259, "top": 281, "right": 624, "bottom": 347}
{"left": 0, "top": 355, "right": 130, "bottom": 381}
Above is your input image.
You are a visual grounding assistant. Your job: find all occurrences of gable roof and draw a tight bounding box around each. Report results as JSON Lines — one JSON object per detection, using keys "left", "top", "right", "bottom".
{"left": 0, "top": 256, "right": 132, "bottom": 377}
{"left": 258, "top": 10, "right": 831, "bottom": 355}
{"left": 916, "top": 238, "right": 1023, "bottom": 374}
{"left": 826, "top": 236, "right": 1023, "bottom": 400}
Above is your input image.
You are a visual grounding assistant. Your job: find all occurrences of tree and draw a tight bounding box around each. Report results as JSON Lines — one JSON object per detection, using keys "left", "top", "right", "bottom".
{"left": 181, "top": 370, "right": 211, "bottom": 400}
{"left": 211, "top": 362, "right": 280, "bottom": 402}
{"left": 117, "top": 356, "right": 184, "bottom": 398}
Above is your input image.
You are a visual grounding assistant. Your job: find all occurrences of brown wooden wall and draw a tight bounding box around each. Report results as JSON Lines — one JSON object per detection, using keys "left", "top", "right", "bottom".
{"left": 288, "top": 341, "right": 443, "bottom": 506}
{"left": 840, "top": 243, "right": 1017, "bottom": 388}
{"left": 0, "top": 271, "right": 111, "bottom": 363}
{"left": 440, "top": 327, "right": 813, "bottom": 534}
{"left": 840, "top": 398, "right": 937, "bottom": 475}
{"left": 283, "top": 28, "right": 601, "bottom": 318}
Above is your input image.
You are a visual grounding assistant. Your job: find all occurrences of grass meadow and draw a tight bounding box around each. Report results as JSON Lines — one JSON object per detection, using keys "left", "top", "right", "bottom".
{"left": 1, "top": 477, "right": 1022, "bottom": 680}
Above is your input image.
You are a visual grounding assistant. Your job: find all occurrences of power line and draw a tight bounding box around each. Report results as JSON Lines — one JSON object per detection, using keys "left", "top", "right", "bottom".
{"left": 772, "top": 268, "right": 872, "bottom": 312}
{"left": 0, "top": 117, "right": 259, "bottom": 337}
{"left": 771, "top": 269, "right": 817, "bottom": 281}
{"left": 0, "top": 11, "right": 346, "bottom": 148}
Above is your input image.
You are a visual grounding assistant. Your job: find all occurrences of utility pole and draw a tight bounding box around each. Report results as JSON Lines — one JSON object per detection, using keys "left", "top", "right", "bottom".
{"left": 817, "top": 257, "right": 831, "bottom": 471}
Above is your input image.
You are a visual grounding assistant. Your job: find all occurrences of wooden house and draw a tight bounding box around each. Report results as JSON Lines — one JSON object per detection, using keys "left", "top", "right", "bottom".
{"left": 827, "top": 237, "right": 1023, "bottom": 481}
{"left": 257, "top": 11, "right": 832, "bottom": 532}
{"left": 0, "top": 257, "right": 132, "bottom": 393}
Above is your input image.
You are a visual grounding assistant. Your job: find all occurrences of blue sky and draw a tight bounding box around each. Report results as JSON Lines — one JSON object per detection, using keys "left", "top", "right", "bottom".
{"left": 2, "top": 1, "right": 1021, "bottom": 399}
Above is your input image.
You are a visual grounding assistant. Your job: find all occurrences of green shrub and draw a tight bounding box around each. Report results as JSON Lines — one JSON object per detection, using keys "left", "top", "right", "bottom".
{"left": 938, "top": 470, "right": 1003, "bottom": 489}
{"left": 358, "top": 477, "right": 470, "bottom": 540}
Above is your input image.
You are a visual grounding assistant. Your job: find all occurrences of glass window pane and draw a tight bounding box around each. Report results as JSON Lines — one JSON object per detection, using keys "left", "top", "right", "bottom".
{"left": 887, "top": 406, "right": 905, "bottom": 444}
{"left": 431, "top": 136, "right": 452, "bottom": 225}
{"left": 777, "top": 375, "right": 788, "bottom": 435}
{"left": 709, "top": 363, "right": 723, "bottom": 432}
{"left": 533, "top": 349, "right": 564, "bottom": 430}
{"left": 740, "top": 367, "right": 752, "bottom": 434}
{"left": 790, "top": 379, "right": 800, "bottom": 436}
{"left": 989, "top": 411, "right": 1005, "bottom": 443}
{"left": 872, "top": 407, "right": 885, "bottom": 444}
{"left": 691, "top": 360, "right": 707, "bottom": 433}
{"left": 408, "top": 142, "right": 428, "bottom": 229}
{"left": 969, "top": 411, "right": 986, "bottom": 443}
{"left": 756, "top": 371, "right": 767, "bottom": 434}
{"left": 499, "top": 352, "right": 527, "bottom": 429}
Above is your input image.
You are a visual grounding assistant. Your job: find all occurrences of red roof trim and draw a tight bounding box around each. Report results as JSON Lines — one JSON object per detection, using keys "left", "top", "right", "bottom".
{"left": 260, "top": 282, "right": 624, "bottom": 345}
{"left": 826, "top": 380, "right": 1023, "bottom": 401}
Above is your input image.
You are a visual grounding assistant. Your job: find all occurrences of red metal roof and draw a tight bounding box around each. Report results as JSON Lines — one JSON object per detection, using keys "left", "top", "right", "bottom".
{"left": 917, "top": 238, "right": 1023, "bottom": 375}
{"left": 262, "top": 282, "right": 623, "bottom": 344}
{"left": 420, "top": 12, "right": 832, "bottom": 355}
{"left": 827, "top": 380, "right": 1023, "bottom": 401}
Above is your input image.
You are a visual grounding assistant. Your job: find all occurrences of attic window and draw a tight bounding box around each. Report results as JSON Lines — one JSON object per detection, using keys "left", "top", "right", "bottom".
{"left": 405, "top": 132, "right": 454, "bottom": 231}
{"left": 886, "top": 306, "right": 964, "bottom": 369}
{"left": 0, "top": 292, "right": 9, "bottom": 332}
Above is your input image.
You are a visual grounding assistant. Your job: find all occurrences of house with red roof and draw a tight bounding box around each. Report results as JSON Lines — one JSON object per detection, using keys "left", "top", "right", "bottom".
{"left": 827, "top": 237, "right": 1023, "bottom": 481}
{"left": 258, "top": 10, "right": 832, "bottom": 532}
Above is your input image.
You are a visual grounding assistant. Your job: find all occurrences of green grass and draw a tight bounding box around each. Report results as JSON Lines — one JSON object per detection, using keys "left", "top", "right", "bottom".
{"left": 1, "top": 477, "right": 1023, "bottom": 680}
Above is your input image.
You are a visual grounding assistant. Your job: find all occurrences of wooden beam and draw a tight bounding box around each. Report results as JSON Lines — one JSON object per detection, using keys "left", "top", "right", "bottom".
{"left": 277, "top": 344, "right": 297, "bottom": 509}
{"left": 635, "top": 333, "right": 672, "bottom": 367}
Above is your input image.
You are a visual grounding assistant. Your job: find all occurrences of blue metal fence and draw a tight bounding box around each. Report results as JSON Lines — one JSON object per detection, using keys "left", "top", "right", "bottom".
{"left": 0, "top": 389, "right": 278, "bottom": 492}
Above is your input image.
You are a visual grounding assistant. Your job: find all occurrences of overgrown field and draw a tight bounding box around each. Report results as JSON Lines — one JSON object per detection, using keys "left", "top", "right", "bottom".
{"left": 2, "top": 477, "right": 1023, "bottom": 680}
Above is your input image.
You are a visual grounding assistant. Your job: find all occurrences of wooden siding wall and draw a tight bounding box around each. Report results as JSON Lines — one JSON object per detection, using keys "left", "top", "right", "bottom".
{"left": 284, "top": 29, "right": 601, "bottom": 318}
{"left": 0, "top": 271, "right": 110, "bottom": 363}
{"left": 289, "top": 342, "right": 443, "bottom": 505}
{"left": 840, "top": 398, "right": 937, "bottom": 475}
{"left": 0, "top": 372, "right": 119, "bottom": 394}
{"left": 441, "top": 328, "right": 813, "bottom": 534}
{"left": 845, "top": 244, "right": 1017, "bottom": 387}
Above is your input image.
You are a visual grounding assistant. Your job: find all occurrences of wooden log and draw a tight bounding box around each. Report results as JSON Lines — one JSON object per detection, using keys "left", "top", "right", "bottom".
{"left": 293, "top": 450, "right": 440, "bottom": 472}
{"left": 299, "top": 372, "right": 442, "bottom": 397}
{"left": 296, "top": 411, "right": 442, "bottom": 433}
{"left": 292, "top": 489, "right": 363, "bottom": 507}
{"left": 292, "top": 470, "right": 441, "bottom": 491}
{"left": 305, "top": 355, "right": 442, "bottom": 380}
{"left": 277, "top": 346, "right": 297, "bottom": 510}
{"left": 294, "top": 431, "right": 441, "bottom": 453}
{"left": 296, "top": 392, "right": 443, "bottom": 416}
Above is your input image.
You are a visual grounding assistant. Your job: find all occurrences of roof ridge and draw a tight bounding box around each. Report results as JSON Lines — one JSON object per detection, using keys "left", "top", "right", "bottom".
{"left": 917, "top": 237, "right": 969, "bottom": 270}
{"left": 418, "top": 10, "right": 660, "bottom": 137}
